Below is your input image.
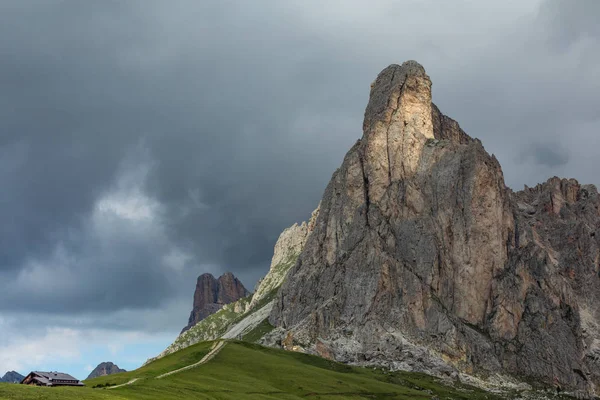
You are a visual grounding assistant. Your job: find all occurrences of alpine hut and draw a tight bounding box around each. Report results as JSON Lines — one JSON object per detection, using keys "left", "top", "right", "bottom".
{"left": 20, "top": 371, "right": 84, "bottom": 387}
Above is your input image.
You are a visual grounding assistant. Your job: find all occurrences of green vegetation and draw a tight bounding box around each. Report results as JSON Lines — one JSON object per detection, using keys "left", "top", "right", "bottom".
{"left": 250, "top": 288, "right": 278, "bottom": 313}
{"left": 252, "top": 252, "right": 298, "bottom": 301}
{"left": 241, "top": 318, "right": 275, "bottom": 342}
{"left": 0, "top": 383, "right": 127, "bottom": 400}
{"left": 158, "top": 254, "right": 299, "bottom": 361}
{"left": 155, "top": 253, "right": 299, "bottom": 364}
{"left": 2, "top": 339, "right": 567, "bottom": 400}
{"left": 165, "top": 298, "right": 251, "bottom": 354}
{"left": 88, "top": 341, "right": 213, "bottom": 387}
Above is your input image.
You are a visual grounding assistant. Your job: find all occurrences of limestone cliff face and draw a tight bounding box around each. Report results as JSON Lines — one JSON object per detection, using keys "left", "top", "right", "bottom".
{"left": 270, "top": 206, "right": 319, "bottom": 270}
{"left": 250, "top": 206, "right": 320, "bottom": 308}
{"left": 181, "top": 272, "right": 250, "bottom": 333}
{"left": 269, "top": 61, "right": 600, "bottom": 396}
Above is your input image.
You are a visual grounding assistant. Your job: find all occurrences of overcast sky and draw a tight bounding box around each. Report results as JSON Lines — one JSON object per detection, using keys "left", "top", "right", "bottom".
{"left": 0, "top": 0, "right": 598, "bottom": 379}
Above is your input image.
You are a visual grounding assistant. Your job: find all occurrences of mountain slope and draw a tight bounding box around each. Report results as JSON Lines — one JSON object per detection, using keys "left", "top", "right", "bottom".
{"left": 269, "top": 60, "right": 600, "bottom": 397}
{"left": 1, "top": 339, "right": 576, "bottom": 399}
{"left": 249, "top": 206, "right": 320, "bottom": 309}
{"left": 86, "top": 362, "right": 126, "bottom": 380}
{"left": 149, "top": 208, "right": 319, "bottom": 362}
{"left": 90, "top": 341, "right": 511, "bottom": 399}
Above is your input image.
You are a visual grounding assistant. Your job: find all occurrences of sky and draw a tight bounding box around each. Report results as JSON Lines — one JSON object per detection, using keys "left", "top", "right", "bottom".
{"left": 0, "top": 0, "right": 599, "bottom": 380}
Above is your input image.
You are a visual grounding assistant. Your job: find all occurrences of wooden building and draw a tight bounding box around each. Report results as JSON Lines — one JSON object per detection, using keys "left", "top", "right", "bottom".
{"left": 20, "top": 371, "right": 84, "bottom": 387}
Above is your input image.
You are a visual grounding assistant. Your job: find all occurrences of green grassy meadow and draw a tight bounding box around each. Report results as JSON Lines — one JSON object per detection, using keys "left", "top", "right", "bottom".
{"left": 0, "top": 340, "right": 561, "bottom": 400}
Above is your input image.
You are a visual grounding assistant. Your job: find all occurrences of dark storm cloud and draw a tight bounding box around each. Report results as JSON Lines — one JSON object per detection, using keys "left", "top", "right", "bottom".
{"left": 0, "top": 1, "right": 152, "bottom": 272}
{"left": 539, "top": 0, "right": 600, "bottom": 48}
{"left": 0, "top": 0, "right": 360, "bottom": 316}
{"left": 0, "top": 0, "right": 598, "bottom": 330}
{"left": 531, "top": 144, "right": 570, "bottom": 168}
{"left": 517, "top": 142, "right": 569, "bottom": 168}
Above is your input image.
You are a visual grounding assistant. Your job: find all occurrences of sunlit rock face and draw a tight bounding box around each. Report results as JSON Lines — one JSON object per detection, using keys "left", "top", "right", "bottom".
{"left": 270, "top": 60, "right": 600, "bottom": 397}
{"left": 250, "top": 206, "right": 319, "bottom": 309}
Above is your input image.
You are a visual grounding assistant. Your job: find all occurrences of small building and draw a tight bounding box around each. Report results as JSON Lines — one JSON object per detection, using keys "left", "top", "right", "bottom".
{"left": 20, "top": 371, "right": 84, "bottom": 387}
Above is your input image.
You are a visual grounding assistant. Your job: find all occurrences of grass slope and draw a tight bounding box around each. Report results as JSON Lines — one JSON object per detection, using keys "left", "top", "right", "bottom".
{"left": 241, "top": 318, "right": 275, "bottom": 343}
{"left": 164, "top": 298, "right": 251, "bottom": 355}
{"left": 251, "top": 253, "right": 298, "bottom": 305}
{"left": 154, "top": 253, "right": 298, "bottom": 363}
{"left": 0, "top": 341, "right": 571, "bottom": 400}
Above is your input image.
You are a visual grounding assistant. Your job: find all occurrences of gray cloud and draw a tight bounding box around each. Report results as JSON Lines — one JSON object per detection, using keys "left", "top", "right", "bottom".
{"left": 539, "top": 0, "right": 600, "bottom": 49}
{"left": 517, "top": 142, "right": 570, "bottom": 168}
{"left": 532, "top": 143, "right": 570, "bottom": 167}
{"left": 0, "top": 0, "right": 598, "bottom": 338}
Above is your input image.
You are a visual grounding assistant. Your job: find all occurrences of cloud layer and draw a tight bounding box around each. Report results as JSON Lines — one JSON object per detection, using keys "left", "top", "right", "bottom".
{"left": 0, "top": 0, "right": 598, "bottom": 374}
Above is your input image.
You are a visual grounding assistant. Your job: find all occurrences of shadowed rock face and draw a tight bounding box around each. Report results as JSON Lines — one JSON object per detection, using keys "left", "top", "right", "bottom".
{"left": 86, "top": 362, "right": 126, "bottom": 380}
{"left": 182, "top": 272, "right": 250, "bottom": 333}
{"left": 269, "top": 61, "right": 600, "bottom": 396}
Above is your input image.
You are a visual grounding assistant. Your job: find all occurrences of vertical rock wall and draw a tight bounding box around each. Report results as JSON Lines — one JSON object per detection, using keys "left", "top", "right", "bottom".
{"left": 269, "top": 61, "right": 600, "bottom": 396}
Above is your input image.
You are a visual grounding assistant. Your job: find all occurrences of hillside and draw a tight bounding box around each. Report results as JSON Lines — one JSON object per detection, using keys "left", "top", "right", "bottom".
{"left": 147, "top": 207, "right": 319, "bottom": 363}
{"left": 0, "top": 340, "right": 573, "bottom": 399}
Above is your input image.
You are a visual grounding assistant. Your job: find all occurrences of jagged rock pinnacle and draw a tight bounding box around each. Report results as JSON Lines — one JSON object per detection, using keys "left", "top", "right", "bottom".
{"left": 361, "top": 60, "right": 434, "bottom": 202}
{"left": 364, "top": 60, "right": 430, "bottom": 131}
{"left": 181, "top": 272, "right": 250, "bottom": 333}
{"left": 270, "top": 61, "right": 600, "bottom": 396}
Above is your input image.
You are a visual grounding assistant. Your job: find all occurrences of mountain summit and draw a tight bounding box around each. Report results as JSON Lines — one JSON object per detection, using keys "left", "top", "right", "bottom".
{"left": 86, "top": 362, "right": 126, "bottom": 380}
{"left": 268, "top": 60, "right": 600, "bottom": 396}
{"left": 0, "top": 371, "right": 24, "bottom": 383}
{"left": 181, "top": 272, "right": 250, "bottom": 333}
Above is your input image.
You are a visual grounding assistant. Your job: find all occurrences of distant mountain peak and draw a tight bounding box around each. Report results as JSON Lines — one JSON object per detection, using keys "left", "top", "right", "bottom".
{"left": 0, "top": 371, "right": 24, "bottom": 383}
{"left": 86, "top": 362, "right": 126, "bottom": 380}
{"left": 180, "top": 272, "right": 250, "bottom": 333}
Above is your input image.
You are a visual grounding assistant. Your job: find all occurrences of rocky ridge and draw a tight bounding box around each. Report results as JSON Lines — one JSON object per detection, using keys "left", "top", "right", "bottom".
{"left": 249, "top": 206, "right": 320, "bottom": 309}
{"left": 86, "top": 362, "right": 126, "bottom": 380}
{"left": 266, "top": 61, "right": 600, "bottom": 398}
{"left": 181, "top": 272, "right": 250, "bottom": 333}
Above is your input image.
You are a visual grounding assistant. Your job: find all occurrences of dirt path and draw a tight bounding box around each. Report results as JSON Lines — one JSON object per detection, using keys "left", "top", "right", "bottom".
{"left": 155, "top": 340, "right": 226, "bottom": 379}
{"left": 107, "top": 378, "right": 139, "bottom": 389}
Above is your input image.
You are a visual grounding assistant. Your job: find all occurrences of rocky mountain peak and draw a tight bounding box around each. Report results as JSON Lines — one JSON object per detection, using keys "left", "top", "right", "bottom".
{"left": 86, "top": 362, "right": 126, "bottom": 380}
{"left": 364, "top": 60, "right": 429, "bottom": 130}
{"left": 361, "top": 61, "right": 434, "bottom": 204}
{"left": 216, "top": 272, "right": 249, "bottom": 304}
{"left": 269, "top": 60, "right": 600, "bottom": 397}
{"left": 181, "top": 272, "right": 250, "bottom": 333}
{"left": 0, "top": 371, "right": 24, "bottom": 383}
